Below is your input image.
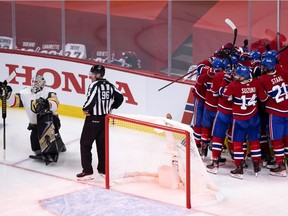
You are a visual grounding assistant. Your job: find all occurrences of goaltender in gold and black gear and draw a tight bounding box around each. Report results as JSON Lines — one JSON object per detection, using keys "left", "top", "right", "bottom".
{"left": 7, "top": 75, "right": 66, "bottom": 165}
{"left": 77, "top": 65, "right": 124, "bottom": 180}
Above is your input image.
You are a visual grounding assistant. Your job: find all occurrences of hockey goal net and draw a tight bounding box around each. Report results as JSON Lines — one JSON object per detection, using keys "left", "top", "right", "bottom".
{"left": 105, "top": 114, "right": 222, "bottom": 208}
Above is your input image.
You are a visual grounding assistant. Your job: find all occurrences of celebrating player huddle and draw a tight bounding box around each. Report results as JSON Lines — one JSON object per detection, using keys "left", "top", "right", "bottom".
{"left": 191, "top": 43, "right": 288, "bottom": 179}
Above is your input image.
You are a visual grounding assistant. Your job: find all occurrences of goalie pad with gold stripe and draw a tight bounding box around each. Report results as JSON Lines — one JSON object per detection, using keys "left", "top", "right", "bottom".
{"left": 37, "top": 110, "right": 59, "bottom": 164}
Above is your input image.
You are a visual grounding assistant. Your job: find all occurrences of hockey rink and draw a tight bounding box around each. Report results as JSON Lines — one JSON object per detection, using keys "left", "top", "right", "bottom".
{"left": 1, "top": 108, "right": 288, "bottom": 216}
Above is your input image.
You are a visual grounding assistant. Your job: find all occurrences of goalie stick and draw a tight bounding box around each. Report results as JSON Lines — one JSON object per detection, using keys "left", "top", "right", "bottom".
{"left": 1, "top": 70, "right": 17, "bottom": 153}
{"left": 225, "top": 18, "right": 238, "bottom": 46}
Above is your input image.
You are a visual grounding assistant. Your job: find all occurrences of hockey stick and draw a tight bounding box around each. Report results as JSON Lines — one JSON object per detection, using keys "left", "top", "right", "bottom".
{"left": 265, "top": 43, "right": 288, "bottom": 54}
{"left": 1, "top": 70, "right": 17, "bottom": 154}
{"left": 158, "top": 69, "right": 197, "bottom": 92}
{"left": 277, "top": 44, "right": 288, "bottom": 54}
{"left": 225, "top": 18, "right": 238, "bottom": 46}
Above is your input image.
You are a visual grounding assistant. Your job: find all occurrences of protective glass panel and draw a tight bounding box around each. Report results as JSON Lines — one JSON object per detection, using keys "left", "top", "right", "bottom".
{"left": 0, "top": 1, "right": 13, "bottom": 49}
{"left": 110, "top": 1, "right": 168, "bottom": 73}
{"left": 15, "top": 1, "right": 62, "bottom": 54}
{"left": 171, "top": 1, "right": 218, "bottom": 76}
{"left": 65, "top": 1, "right": 107, "bottom": 60}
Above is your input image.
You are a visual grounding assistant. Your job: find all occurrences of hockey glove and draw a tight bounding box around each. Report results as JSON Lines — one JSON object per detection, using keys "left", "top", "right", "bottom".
{"left": 0, "top": 83, "right": 12, "bottom": 99}
{"left": 32, "top": 97, "right": 50, "bottom": 114}
{"left": 252, "top": 67, "right": 261, "bottom": 78}
{"left": 244, "top": 39, "right": 248, "bottom": 47}
{"left": 6, "top": 85, "right": 13, "bottom": 99}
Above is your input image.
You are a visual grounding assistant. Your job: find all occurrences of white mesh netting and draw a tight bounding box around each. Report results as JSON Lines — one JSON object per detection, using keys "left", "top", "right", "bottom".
{"left": 107, "top": 114, "right": 223, "bottom": 207}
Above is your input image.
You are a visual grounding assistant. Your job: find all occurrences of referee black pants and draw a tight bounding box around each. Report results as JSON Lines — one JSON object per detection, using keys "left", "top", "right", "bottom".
{"left": 80, "top": 115, "right": 106, "bottom": 174}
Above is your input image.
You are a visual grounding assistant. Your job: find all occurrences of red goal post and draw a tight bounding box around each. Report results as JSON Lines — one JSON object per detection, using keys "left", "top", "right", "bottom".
{"left": 105, "top": 113, "right": 221, "bottom": 209}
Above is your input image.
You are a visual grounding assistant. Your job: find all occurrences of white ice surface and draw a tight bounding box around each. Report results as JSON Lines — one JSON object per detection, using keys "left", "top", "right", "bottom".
{"left": 0, "top": 109, "right": 288, "bottom": 216}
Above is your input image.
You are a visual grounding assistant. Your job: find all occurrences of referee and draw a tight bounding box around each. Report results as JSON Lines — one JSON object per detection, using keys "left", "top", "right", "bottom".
{"left": 77, "top": 65, "right": 124, "bottom": 180}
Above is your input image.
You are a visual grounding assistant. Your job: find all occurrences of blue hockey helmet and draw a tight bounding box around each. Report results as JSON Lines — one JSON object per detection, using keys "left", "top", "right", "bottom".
{"left": 261, "top": 57, "right": 276, "bottom": 71}
{"left": 235, "top": 66, "right": 251, "bottom": 81}
{"left": 262, "top": 50, "right": 278, "bottom": 60}
{"left": 223, "top": 56, "right": 238, "bottom": 70}
{"left": 249, "top": 50, "right": 261, "bottom": 61}
{"left": 212, "top": 57, "right": 224, "bottom": 71}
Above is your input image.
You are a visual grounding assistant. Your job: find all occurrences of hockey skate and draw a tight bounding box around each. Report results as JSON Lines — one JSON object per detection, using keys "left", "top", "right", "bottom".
{"left": 269, "top": 163, "right": 287, "bottom": 177}
{"left": 252, "top": 160, "right": 261, "bottom": 177}
{"left": 218, "top": 157, "right": 226, "bottom": 166}
{"left": 76, "top": 172, "right": 94, "bottom": 181}
{"left": 29, "top": 154, "right": 43, "bottom": 160}
{"left": 230, "top": 166, "right": 244, "bottom": 179}
{"left": 266, "top": 156, "right": 277, "bottom": 169}
{"left": 29, "top": 153, "right": 55, "bottom": 165}
{"left": 98, "top": 172, "right": 106, "bottom": 178}
{"left": 29, "top": 150, "right": 44, "bottom": 162}
{"left": 206, "top": 158, "right": 220, "bottom": 174}
{"left": 42, "top": 153, "right": 57, "bottom": 165}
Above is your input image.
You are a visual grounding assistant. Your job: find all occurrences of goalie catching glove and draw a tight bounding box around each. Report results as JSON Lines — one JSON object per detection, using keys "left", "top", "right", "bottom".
{"left": 31, "top": 97, "right": 51, "bottom": 114}
{"left": 0, "top": 81, "right": 13, "bottom": 100}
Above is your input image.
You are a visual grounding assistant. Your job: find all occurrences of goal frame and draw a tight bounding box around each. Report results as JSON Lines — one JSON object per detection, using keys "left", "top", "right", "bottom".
{"left": 105, "top": 113, "right": 191, "bottom": 209}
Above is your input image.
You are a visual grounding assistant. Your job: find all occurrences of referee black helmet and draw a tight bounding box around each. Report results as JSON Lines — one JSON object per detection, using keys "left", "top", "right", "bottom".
{"left": 90, "top": 64, "right": 105, "bottom": 77}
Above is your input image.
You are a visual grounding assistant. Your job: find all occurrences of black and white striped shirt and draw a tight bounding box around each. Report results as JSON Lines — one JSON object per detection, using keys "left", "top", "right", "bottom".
{"left": 83, "top": 79, "right": 123, "bottom": 116}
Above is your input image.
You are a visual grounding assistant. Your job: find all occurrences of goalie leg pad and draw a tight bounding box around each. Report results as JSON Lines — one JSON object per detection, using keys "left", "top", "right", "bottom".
{"left": 56, "top": 133, "right": 66, "bottom": 152}
{"left": 37, "top": 111, "right": 60, "bottom": 163}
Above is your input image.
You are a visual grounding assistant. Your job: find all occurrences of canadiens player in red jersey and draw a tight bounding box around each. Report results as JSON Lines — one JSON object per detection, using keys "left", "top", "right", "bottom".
{"left": 191, "top": 58, "right": 210, "bottom": 151}
{"left": 223, "top": 66, "right": 268, "bottom": 179}
{"left": 197, "top": 58, "right": 225, "bottom": 158}
{"left": 191, "top": 49, "right": 226, "bottom": 152}
{"left": 249, "top": 50, "right": 262, "bottom": 78}
{"left": 249, "top": 50, "right": 273, "bottom": 167}
{"left": 191, "top": 47, "right": 233, "bottom": 152}
{"left": 206, "top": 58, "right": 237, "bottom": 174}
{"left": 259, "top": 56, "right": 288, "bottom": 177}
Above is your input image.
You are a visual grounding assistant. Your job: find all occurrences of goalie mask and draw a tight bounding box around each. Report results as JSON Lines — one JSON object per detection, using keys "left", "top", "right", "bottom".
{"left": 31, "top": 75, "right": 46, "bottom": 93}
